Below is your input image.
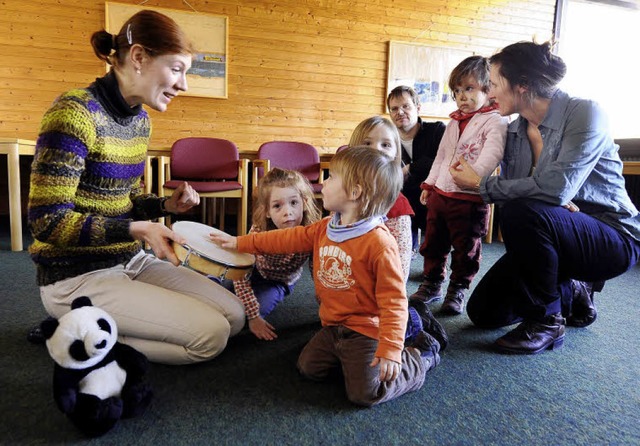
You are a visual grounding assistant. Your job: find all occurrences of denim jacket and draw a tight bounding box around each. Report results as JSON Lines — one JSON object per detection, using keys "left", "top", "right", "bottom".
{"left": 479, "top": 89, "right": 640, "bottom": 241}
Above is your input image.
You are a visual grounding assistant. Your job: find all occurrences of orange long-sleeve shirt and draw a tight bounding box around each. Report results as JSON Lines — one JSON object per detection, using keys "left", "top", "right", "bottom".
{"left": 237, "top": 217, "right": 408, "bottom": 363}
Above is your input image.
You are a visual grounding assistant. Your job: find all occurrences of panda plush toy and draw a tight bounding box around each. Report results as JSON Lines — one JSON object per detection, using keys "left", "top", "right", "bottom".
{"left": 40, "top": 296, "right": 153, "bottom": 437}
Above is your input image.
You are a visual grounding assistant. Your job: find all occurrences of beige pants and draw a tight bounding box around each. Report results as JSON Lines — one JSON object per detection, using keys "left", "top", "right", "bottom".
{"left": 40, "top": 251, "right": 245, "bottom": 365}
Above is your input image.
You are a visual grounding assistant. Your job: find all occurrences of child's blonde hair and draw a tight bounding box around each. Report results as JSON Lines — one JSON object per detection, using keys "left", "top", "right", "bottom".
{"left": 348, "top": 116, "right": 402, "bottom": 164}
{"left": 330, "top": 146, "right": 402, "bottom": 219}
{"left": 252, "top": 168, "right": 321, "bottom": 231}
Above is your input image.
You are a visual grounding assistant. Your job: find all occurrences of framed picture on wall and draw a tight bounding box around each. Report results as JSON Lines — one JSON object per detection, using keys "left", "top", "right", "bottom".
{"left": 106, "top": 2, "right": 228, "bottom": 99}
{"left": 387, "top": 41, "right": 474, "bottom": 118}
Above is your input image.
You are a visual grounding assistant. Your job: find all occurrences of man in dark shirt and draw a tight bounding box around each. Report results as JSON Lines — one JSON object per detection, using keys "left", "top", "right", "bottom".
{"left": 387, "top": 86, "right": 446, "bottom": 252}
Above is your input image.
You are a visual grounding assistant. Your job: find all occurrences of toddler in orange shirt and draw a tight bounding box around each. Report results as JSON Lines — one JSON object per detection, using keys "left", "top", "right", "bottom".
{"left": 211, "top": 147, "right": 440, "bottom": 406}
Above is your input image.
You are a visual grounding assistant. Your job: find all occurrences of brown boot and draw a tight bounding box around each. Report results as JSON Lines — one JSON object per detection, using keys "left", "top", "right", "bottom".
{"left": 440, "top": 284, "right": 465, "bottom": 315}
{"left": 409, "top": 280, "right": 443, "bottom": 304}
{"left": 494, "top": 313, "right": 566, "bottom": 355}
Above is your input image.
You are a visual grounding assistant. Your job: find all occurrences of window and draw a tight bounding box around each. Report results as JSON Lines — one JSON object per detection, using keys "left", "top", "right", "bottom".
{"left": 555, "top": 0, "right": 640, "bottom": 138}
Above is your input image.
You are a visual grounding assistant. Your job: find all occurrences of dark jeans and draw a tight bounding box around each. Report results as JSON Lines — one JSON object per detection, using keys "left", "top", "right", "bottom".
{"left": 223, "top": 269, "right": 294, "bottom": 318}
{"left": 297, "top": 326, "right": 426, "bottom": 407}
{"left": 420, "top": 192, "right": 489, "bottom": 288}
{"left": 467, "top": 199, "right": 640, "bottom": 327}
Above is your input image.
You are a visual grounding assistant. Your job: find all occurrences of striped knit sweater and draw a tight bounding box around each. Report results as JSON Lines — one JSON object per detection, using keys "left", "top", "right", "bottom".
{"left": 28, "top": 72, "right": 165, "bottom": 286}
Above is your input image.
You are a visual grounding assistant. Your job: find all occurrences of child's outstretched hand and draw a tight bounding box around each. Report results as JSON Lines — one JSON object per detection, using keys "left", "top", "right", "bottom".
{"left": 209, "top": 231, "right": 238, "bottom": 250}
{"left": 371, "top": 357, "right": 400, "bottom": 382}
{"left": 249, "top": 317, "right": 278, "bottom": 341}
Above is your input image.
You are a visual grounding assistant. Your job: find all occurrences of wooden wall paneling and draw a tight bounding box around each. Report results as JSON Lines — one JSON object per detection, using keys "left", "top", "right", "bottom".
{"left": 0, "top": 0, "right": 556, "bottom": 157}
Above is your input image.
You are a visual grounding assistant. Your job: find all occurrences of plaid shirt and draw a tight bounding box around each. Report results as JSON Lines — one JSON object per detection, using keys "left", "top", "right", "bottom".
{"left": 234, "top": 226, "right": 311, "bottom": 319}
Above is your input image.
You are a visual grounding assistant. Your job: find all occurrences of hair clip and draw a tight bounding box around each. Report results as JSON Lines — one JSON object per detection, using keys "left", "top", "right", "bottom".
{"left": 126, "top": 23, "right": 133, "bottom": 45}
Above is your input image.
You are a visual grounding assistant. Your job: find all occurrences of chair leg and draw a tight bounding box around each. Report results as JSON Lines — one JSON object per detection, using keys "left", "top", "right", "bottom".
{"left": 239, "top": 190, "right": 248, "bottom": 236}
{"left": 201, "top": 199, "right": 207, "bottom": 224}
{"left": 236, "top": 198, "right": 247, "bottom": 236}
{"left": 214, "top": 198, "right": 218, "bottom": 227}
{"left": 219, "top": 198, "right": 225, "bottom": 232}
{"left": 159, "top": 188, "right": 167, "bottom": 228}
{"left": 485, "top": 203, "right": 495, "bottom": 244}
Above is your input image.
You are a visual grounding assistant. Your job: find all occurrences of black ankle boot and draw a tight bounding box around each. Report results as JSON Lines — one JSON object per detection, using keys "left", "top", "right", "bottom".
{"left": 408, "top": 299, "right": 448, "bottom": 351}
{"left": 494, "top": 313, "right": 565, "bottom": 355}
{"left": 566, "top": 280, "right": 603, "bottom": 327}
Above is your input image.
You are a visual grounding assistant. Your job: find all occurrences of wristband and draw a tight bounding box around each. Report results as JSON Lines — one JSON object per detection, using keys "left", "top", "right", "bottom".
{"left": 160, "top": 197, "right": 169, "bottom": 213}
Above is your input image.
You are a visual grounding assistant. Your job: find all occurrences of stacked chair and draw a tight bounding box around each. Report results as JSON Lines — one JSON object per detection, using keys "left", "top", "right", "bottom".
{"left": 252, "top": 141, "right": 325, "bottom": 199}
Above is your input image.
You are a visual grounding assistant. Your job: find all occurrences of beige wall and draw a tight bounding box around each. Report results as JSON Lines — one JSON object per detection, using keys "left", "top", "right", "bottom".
{"left": 0, "top": 0, "right": 555, "bottom": 154}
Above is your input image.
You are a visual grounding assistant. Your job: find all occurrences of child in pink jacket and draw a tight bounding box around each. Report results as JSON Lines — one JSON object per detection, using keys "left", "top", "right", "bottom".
{"left": 410, "top": 56, "right": 508, "bottom": 315}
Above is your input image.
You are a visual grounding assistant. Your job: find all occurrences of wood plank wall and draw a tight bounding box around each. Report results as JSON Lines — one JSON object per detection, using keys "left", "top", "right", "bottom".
{"left": 0, "top": 0, "right": 555, "bottom": 155}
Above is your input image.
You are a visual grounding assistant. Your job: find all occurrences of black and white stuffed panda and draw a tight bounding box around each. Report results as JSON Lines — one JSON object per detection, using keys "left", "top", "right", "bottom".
{"left": 40, "top": 296, "right": 153, "bottom": 437}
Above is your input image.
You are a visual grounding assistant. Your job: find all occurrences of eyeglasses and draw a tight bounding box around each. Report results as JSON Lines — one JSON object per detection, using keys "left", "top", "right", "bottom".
{"left": 389, "top": 103, "right": 415, "bottom": 115}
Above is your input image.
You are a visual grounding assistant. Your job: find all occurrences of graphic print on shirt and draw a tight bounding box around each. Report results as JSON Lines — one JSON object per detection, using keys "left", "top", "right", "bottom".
{"left": 317, "top": 244, "right": 355, "bottom": 290}
{"left": 456, "top": 131, "right": 487, "bottom": 163}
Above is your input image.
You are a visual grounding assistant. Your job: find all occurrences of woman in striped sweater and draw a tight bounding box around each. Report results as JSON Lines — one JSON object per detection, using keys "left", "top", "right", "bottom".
{"left": 27, "top": 10, "right": 245, "bottom": 365}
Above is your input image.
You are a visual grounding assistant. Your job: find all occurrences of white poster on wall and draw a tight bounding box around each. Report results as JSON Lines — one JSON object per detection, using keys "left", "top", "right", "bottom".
{"left": 387, "top": 41, "right": 474, "bottom": 118}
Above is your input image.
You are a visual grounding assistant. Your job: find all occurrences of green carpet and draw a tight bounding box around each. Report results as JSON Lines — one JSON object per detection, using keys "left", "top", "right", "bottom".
{"left": 1, "top": 229, "right": 638, "bottom": 445}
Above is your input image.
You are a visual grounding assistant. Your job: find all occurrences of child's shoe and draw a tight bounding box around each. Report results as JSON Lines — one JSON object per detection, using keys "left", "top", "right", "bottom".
{"left": 409, "top": 330, "right": 441, "bottom": 371}
{"left": 207, "top": 275, "right": 222, "bottom": 284}
{"left": 405, "top": 306, "right": 424, "bottom": 342}
{"left": 408, "top": 299, "right": 448, "bottom": 351}
{"left": 441, "top": 283, "right": 466, "bottom": 315}
{"left": 409, "top": 279, "right": 443, "bottom": 303}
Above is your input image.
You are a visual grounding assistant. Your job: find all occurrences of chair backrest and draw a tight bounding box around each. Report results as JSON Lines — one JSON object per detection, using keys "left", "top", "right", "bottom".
{"left": 257, "top": 141, "right": 320, "bottom": 182}
{"left": 336, "top": 144, "right": 349, "bottom": 153}
{"left": 170, "top": 137, "right": 239, "bottom": 180}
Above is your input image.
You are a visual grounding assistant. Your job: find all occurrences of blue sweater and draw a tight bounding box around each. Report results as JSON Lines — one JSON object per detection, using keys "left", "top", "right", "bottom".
{"left": 481, "top": 89, "right": 640, "bottom": 241}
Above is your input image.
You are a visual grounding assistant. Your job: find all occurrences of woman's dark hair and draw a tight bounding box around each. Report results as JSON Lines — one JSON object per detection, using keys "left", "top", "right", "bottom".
{"left": 90, "top": 10, "right": 195, "bottom": 66}
{"left": 489, "top": 41, "right": 567, "bottom": 99}
{"left": 449, "top": 55, "right": 490, "bottom": 97}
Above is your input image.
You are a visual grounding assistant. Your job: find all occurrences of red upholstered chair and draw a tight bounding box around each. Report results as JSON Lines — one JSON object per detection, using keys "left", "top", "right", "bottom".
{"left": 162, "top": 137, "right": 249, "bottom": 236}
{"left": 252, "top": 141, "right": 324, "bottom": 198}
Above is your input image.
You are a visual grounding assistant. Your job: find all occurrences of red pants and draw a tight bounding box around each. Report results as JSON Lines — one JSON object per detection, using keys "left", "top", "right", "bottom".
{"left": 419, "top": 191, "right": 489, "bottom": 288}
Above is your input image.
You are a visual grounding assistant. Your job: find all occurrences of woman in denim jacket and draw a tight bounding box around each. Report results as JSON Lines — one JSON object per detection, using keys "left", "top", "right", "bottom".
{"left": 450, "top": 41, "right": 640, "bottom": 355}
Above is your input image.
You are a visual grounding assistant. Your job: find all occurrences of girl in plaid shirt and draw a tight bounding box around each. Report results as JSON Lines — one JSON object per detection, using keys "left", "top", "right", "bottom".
{"left": 226, "top": 168, "right": 321, "bottom": 340}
